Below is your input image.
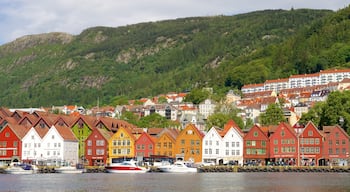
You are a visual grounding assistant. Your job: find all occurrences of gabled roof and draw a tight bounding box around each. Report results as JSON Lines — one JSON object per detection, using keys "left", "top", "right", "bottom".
{"left": 70, "top": 115, "right": 98, "bottom": 130}
{"left": 54, "top": 125, "right": 78, "bottom": 141}
{"left": 95, "top": 116, "right": 136, "bottom": 131}
{"left": 33, "top": 126, "right": 50, "bottom": 138}
{"left": 158, "top": 128, "right": 179, "bottom": 142}
{"left": 94, "top": 127, "right": 113, "bottom": 141}
{"left": 18, "top": 114, "right": 40, "bottom": 127}
{"left": 3, "top": 123, "right": 31, "bottom": 139}
{"left": 221, "top": 119, "right": 243, "bottom": 137}
{"left": 136, "top": 132, "right": 155, "bottom": 145}
{"left": 0, "top": 107, "right": 12, "bottom": 118}
{"left": 322, "top": 125, "right": 350, "bottom": 139}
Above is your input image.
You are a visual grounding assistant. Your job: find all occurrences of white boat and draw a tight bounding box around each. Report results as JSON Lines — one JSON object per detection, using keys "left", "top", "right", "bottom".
{"left": 4, "top": 163, "right": 37, "bottom": 174}
{"left": 105, "top": 159, "right": 149, "bottom": 173}
{"left": 55, "top": 166, "right": 84, "bottom": 174}
{"left": 158, "top": 161, "right": 198, "bottom": 173}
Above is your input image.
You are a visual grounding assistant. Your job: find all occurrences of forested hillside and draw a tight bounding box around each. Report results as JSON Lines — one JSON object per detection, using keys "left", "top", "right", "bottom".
{"left": 0, "top": 8, "right": 343, "bottom": 107}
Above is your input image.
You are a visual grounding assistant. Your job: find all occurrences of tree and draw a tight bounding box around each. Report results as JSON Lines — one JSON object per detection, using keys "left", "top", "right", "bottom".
{"left": 319, "top": 91, "right": 350, "bottom": 134}
{"left": 259, "top": 103, "right": 285, "bottom": 126}
{"left": 205, "top": 103, "right": 244, "bottom": 130}
{"left": 245, "top": 118, "right": 254, "bottom": 129}
{"left": 137, "top": 113, "right": 173, "bottom": 128}
{"left": 299, "top": 101, "right": 324, "bottom": 126}
{"left": 184, "top": 88, "right": 210, "bottom": 104}
{"left": 120, "top": 111, "right": 139, "bottom": 125}
{"left": 110, "top": 96, "right": 129, "bottom": 105}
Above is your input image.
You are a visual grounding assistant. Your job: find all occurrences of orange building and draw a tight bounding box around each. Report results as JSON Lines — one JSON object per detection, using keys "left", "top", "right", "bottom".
{"left": 108, "top": 127, "right": 136, "bottom": 163}
{"left": 175, "top": 124, "right": 204, "bottom": 163}
{"left": 155, "top": 129, "right": 178, "bottom": 158}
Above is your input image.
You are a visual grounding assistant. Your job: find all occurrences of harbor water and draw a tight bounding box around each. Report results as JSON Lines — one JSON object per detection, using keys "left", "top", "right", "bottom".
{"left": 0, "top": 172, "right": 349, "bottom": 192}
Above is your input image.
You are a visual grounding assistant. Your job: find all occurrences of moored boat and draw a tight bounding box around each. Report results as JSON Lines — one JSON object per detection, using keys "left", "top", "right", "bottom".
{"left": 55, "top": 166, "right": 84, "bottom": 174}
{"left": 4, "top": 163, "right": 38, "bottom": 174}
{"left": 105, "top": 159, "right": 149, "bottom": 173}
{"left": 158, "top": 161, "right": 198, "bottom": 173}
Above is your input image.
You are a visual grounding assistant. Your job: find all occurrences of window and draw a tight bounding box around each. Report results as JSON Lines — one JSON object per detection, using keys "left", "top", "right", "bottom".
{"left": 253, "top": 131, "right": 258, "bottom": 137}
{"left": 216, "top": 149, "right": 219, "bottom": 155}
{"left": 205, "top": 149, "right": 208, "bottom": 154}
{"left": 216, "top": 141, "right": 220, "bottom": 146}
{"left": 232, "top": 142, "right": 235, "bottom": 147}
{"left": 96, "top": 149, "right": 104, "bottom": 155}
{"left": 281, "top": 130, "right": 285, "bottom": 137}
{"left": 274, "top": 139, "right": 278, "bottom": 145}
{"left": 120, "top": 133, "right": 124, "bottom": 137}
{"left": 236, "top": 142, "right": 239, "bottom": 147}
{"left": 13, "top": 141, "right": 18, "bottom": 147}
{"left": 274, "top": 147, "right": 278, "bottom": 153}
{"left": 205, "top": 141, "right": 208, "bottom": 146}
{"left": 246, "top": 141, "right": 251, "bottom": 146}
{"left": 261, "top": 141, "right": 266, "bottom": 147}
{"left": 168, "top": 142, "right": 172, "bottom": 149}
{"left": 5, "top": 132, "right": 10, "bottom": 137}
{"left": 308, "top": 131, "right": 313, "bottom": 136}
{"left": 181, "top": 139, "right": 185, "bottom": 145}
{"left": 236, "top": 150, "right": 240, "bottom": 156}
{"left": 315, "top": 138, "right": 320, "bottom": 144}
{"left": 87, "top": 140, "right": 92, "bottom": 146}
{"left": 137, "top": 145, "right": 141, "bottom": 150}
{"left": 252, "top": 141, "right": 256, "bottom": 146}
{"left": 226, "top": 142, "right": 229, "bottom": 147}
{"left": 149, "top": 144, "right": 153, "bottom": 150}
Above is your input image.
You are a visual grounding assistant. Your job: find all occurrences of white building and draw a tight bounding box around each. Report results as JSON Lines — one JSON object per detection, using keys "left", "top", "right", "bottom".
{"left": 222, "top": 125, "right": 244, "bottom": 165}
{"left": 41, "top": 125, "right": 79, "bottom": 166}
{"left": 202, "top": 120, "right": 244, "bottom": 165}
{"left": 198, "top": 99, "right": 217, "bottom": 119}
{"left": 21, "top": 127, "right": 43, "bottom": 162}
{"left": 202, "top": 127, "right": 222, "bottom": 164}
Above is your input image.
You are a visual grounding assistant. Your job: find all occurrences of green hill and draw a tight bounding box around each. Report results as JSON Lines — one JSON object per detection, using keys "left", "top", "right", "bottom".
{"left": 0, "top": 8, "right": 340, "bottom": 107}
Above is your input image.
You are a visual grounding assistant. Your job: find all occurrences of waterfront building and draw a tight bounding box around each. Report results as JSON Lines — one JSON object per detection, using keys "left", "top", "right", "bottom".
{"left": 322, "top": 125, "right": 350, "bottom": 166}
{"left": 243, "top": 125, "right": 269, "bottom": 166}
{"left": 85, "top": 127, "right": 112, "bottom": 166}
{"left": 70, "top": 115, "right": 95, "bottom": 161}
{"left": 154, "top": 128, "right": 178, "bottom": 158}
{"left": 221, "top": 120, "right": 244, "bottom": 165}
{"left": 135, "top": 132, "right": 155, "bottom": 159}
{"left": 202, "top": 126, "right": 223, "bottom": 164}
{"left": 41, "top": 125, "right": 79, "bottom": 166}
{"left": 21, "top": 126, "right": 46, "bottom": 163}
{"left": 108, "top": 127, "right": 136, "bottom": 162}
{"left": 175, "top": 124, "right": 204, "bottom": 163}
{"left": 298, "top": 122, "right": 324, "bottom": 166}
{"left": 0, "top": 121, "right": 29, "bottom": 166}
{"left": 269, "top": 122, "right": 298, "bottom": 165}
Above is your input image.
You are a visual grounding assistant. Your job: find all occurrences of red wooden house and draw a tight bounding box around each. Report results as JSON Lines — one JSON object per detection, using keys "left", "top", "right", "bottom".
{"left": 0, "top": 121, "right": 30, "bottom": 165}
{"left": 322, "top": 125, "right": 350, "bottom": 166}
{"left": 269, "top": 122, "right": 298, "bottom": 166}
{"left": 298, "top": 121, "right": 324, "bottom": 166}
{"left": 85, "top": 127, "right": 113, "bottom": 166}
{"left": 243, "top": 125, "right": 269, "bottom": 166}
{"left": 135, "top": 132, "right": 155, "bottom": 159}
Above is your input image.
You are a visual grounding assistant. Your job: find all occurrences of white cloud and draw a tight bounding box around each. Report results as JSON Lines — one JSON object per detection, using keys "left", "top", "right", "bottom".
{"left": 0, "top": 0, "right": 349, "bottom": 45}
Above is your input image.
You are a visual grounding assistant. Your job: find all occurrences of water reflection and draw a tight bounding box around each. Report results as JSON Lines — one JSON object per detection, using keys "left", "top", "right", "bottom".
{"left": 0, "top": 172, "right": 349, "bottom": 192}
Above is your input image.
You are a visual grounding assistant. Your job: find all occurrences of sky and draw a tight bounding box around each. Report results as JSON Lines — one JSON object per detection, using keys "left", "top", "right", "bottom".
{"left": 0, "top": 0, "right": 349, "bottom": 45}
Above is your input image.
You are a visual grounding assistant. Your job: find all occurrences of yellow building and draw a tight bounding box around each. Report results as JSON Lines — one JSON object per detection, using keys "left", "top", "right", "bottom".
{"left": 175, "top": 124, "right": 204, "bottom": 163}
{"left": 155, "top": 129, "right": 179, "bottom": 158}
{"left": 108, "top": 127, "right": 136, "bottom": 163}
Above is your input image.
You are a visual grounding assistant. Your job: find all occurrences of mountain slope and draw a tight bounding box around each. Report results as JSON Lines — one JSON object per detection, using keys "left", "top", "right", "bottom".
{"left": 0, "top": 9, "right": 334, "bottom": 107}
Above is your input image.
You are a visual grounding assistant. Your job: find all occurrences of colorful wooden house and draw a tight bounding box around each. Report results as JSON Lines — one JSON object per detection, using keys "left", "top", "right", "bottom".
{"left": 0, "top": 121, "right": 30, "bottom": 165}
{"left": 322, "top": 125, "right": 350, "bottom": 166}
{"left": 269, "top": 122, "right": 298, "bottom": 166}
{"left": 298, "top": 121, "right": 324, "bottom": 166}
{"left": 155, "top": 128, "right": 178, "bottom": 158}
{"left": 221, "top": 120, "right": 244, "bottom": 165}
{"left": 135, "top": 132, "right": 155, "bottom": 158}
{"left": 243, "top": 125, "right": 269, "bottom": 166}
{"left": 108, "top": 127, "right": 136, "bottom": 163}
{"left": 175, "top": 124, "right": 203, "bottom": 163}
{"left": 85, "top": 127, "right": 112, "bottom": 166}
{"left": 70, "top": 115, "right": 96, "bottom": 161}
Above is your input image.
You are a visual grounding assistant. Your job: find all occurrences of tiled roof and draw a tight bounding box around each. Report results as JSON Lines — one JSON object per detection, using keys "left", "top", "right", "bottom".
{"left": 54, "top": 125, "right": 78, "bottom": 141}
{"left": 265, "top": 78, "right": 289, "bottom": 83}
{"left": 242, "top": 83, "right": 265, "bottom": 89}
{"left": 319, "top": 68, "right": 350, "bottom": 74}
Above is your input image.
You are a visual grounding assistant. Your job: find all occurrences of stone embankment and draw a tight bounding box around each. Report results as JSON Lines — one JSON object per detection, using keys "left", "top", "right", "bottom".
{"left": 198, "top": 166, "right": 350, "bottom": 173}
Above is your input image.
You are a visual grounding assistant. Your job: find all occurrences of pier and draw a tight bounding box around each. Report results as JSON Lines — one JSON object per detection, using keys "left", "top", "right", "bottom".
{"left": 198, "top": 165, "right": 350, "bottom": 173}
